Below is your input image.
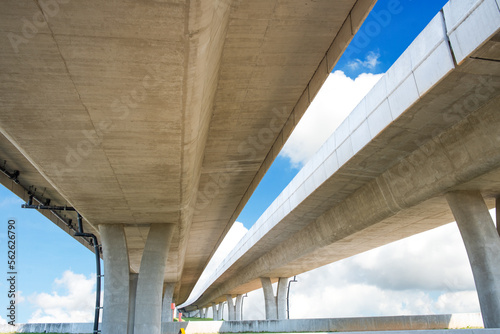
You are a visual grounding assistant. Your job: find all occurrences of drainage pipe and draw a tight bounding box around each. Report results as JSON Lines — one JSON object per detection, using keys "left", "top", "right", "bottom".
{"left": 22, "top": 197, "right": 101, "bottom": 333}
{"left": 0, "top": 165, "right": 20, "bottom": 184}
{"left": 74, "top": 213, "right": 101, "bottom": 334}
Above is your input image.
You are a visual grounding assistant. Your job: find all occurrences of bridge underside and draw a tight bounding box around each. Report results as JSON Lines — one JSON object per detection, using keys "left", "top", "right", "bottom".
{"left": 0, "top": 0, "right": 376, "bottom": 307}
{"left": 188, "top": 0, "right": 500, "bottom": 315}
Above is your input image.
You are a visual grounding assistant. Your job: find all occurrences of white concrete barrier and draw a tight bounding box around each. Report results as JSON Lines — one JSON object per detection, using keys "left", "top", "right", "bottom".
{"left": 165, "top": 313, "right": 485, "bottom": 333}
{"left": 0, "top": 313, "right": 485, "bottom": 334}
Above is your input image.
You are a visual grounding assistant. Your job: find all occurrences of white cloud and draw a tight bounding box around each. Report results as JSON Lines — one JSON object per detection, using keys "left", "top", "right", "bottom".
{"left": 285, "top": 223, "right": 481, "bottom": 319}
{"left": 182, "top": 222, "right": 248, "bottom": 307}
{"left": 348, "top": 51, "right": 381, "bottom": 70}
{"left": 28, "top": 270, "right": 96, "bottom": 323}
{"left": 280, "top": 70, "right": 382, "bottom": 167}
{"left": 0, "top": 315, "right": 7, "bottom": 325}
{"left": 434, "top": 291, "right": 480, "bottom": 314}
{"left": 235, "top": 221, "right": 485, "bottom": 320}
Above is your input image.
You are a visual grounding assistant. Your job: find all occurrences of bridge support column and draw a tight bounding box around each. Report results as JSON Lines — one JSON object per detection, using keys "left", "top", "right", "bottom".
{"left": 211, "top": 302, "right": 217, "bottom": 320}
{"left": 446, "top": 191, "right": 500, "bottom": 328}
{"left": 277, "top": 277, "right": 288, "bottom": 320}
{"left": 235, "top": 294, "right": 243, "bottom": 321}
{"left": 100, "top": 224, "right": 130, "bottom": 334}
{"left": 134, "top": 224, "right": 175, "bottom": 334}
{"left": 226, "top": 295, "right": 235, "bottom": 320}
{"left": 260, "top": 277, "right": 289, "bottom": 320}
{"left": 128, "top": 273, "right": 139, "bottom": 334}
{"left": 161, "top": 282, "right": 175, "bottom": 323}
{"left": 217, "top": 301, "right": 224, "bottom": 320}
{"left": 496, "top": 197, "right": 499, "bottom": 236}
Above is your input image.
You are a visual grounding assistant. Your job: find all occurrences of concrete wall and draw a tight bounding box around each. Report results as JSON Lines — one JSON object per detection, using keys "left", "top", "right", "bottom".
{"left": 0, "top": 322, "right": 94, "bottom": 333}
{"left": 167, "top": 314, "right": 485, "bottom": 333}
{"left": 0, "top": 313, "right": 484, "bottom": 333}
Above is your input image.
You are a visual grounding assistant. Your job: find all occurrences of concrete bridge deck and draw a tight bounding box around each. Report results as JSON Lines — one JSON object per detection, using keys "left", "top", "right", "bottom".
{"left": 0, "top": 0, "right": 375, "bottom": 317}
{"left": 185, "top": 0, "right": 500, "bottom": 322}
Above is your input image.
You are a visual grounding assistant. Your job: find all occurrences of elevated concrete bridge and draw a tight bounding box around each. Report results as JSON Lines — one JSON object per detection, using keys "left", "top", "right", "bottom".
{"left": 183, "top": 0, "right": 500, "bottom": 328}
{"left": 0, "top": 0, "right": 377, "bottom": 333}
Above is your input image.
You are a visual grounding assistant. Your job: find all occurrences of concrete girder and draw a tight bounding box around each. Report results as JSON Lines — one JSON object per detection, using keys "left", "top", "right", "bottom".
{"left": 446, "top": 191, "right": 500, "bottom": 328}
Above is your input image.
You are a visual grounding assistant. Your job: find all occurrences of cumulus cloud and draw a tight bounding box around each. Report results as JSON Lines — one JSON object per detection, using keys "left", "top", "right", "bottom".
{"left": 28, "top": 270, "right": 96, "bottom": 323}
{"left": 285, "top": 223, "right": 481, "bottom": 319}
{"left": 0, "top": 315, "right": 7, "bottom": 325}
{"left": 237, "top": 221, "right": 487, "bottom": 320}
{"left": 348, "top": 51, "right": 381, "bottom": 70}
{"left": 280, "top": 70, "right": 382, "bottom": 166}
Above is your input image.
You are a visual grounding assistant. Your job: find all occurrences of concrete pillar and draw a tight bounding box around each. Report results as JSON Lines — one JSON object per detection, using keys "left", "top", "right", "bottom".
{"left": 161, "top": 282, "right": 175, "bottom": 323}
{"left": 134, "top": 224, "right": 175, "bottom": 334}
{"left": 217, "top": 301, "right": 224, "bottom": 320}
{"left": 446, "top": 191, "right": 500, "bottom": 328}
{"left": 100, "top": 224, "right": 130, "bottom": 334}
{"left": 260, "top": 277, "right": 277, "bottom": 320}
{"left": 235, "top": 294, "right": 243, "bottom": 321}
{"left": 496, "top": 197, "right": 499, "bottom": 236}
{"left": 128, "top": 273, "right": 139, "bottom": 334}
{"left": 277, "top": 277, "right": 288, "bottom": 320}
{"left": 226, "top": 295, "right": 235, "bottom": 320}
{"left": 260, "top": 277, "right": 289, "bottom": 320}
{"left": 201, "top": 307, "right": 206, "bottom": 319}
{"left": 211, "top": 302, "right": 217, "bottom": 320}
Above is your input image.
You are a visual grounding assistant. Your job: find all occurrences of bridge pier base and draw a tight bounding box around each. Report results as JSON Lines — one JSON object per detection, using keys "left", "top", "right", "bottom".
{"left": 134, "top": 224, "right": 175, "bottom": 334}
{"left": 100, "top": 224, "right": 130, "bottom": 334}
{"left": 161, "top": 282, "right": 175, "bottom": 323}
{"left": 128, "top": 273, "right": 139, "bottom": 334}
{"left": 496, "top": 197, "right": 500, "bottom": 236}
{"left": 260, "top": 277, "right": 288, "bottom": 320}
{"left": 446, "top": 191, "right": 500, "bottom": 328}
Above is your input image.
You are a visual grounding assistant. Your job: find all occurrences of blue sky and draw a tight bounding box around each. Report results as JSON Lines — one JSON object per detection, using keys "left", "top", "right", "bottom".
{"left": 237, "top": 0, "right": 448, "bottom": 228}
{"left": 0, "top": 0, "right": 468, "bottom": 323}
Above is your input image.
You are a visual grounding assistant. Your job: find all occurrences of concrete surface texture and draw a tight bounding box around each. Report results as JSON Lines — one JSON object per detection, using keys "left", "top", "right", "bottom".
{"left": 446, "top": 191, "right": 500, "bottom": 328}
{"left": 0, "top": 0, "right": 375, "bottom": 307}
{"left": 99, "top": 224, "right": 129, "bottom": 334}
{"left": 187, "top": 0, "right": 500, "bottom": 316}
{"left": 128, "top": 273, "right": 139, "bottom": 334}
{"left": 1, "top": 313, "right": 485, "bottom": 333}
{"left": 161, "top": 283, "right": 175, "bottom": 323}
{"left": 134, "top": 224, "right": 175, "bottom": 334}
